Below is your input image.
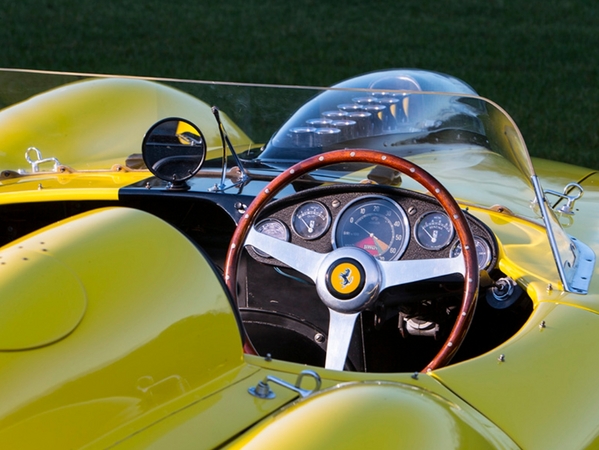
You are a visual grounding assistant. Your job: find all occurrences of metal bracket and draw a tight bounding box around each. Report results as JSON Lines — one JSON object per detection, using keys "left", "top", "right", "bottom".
{"left": 248, "top": 370, "right": 322, "bottom": 399}
{"left": 209, "top": 106, "right": 249, "bottom": 192}
{"left": 544, "top": 182, "right": 584, "bottom": 215}
{"left": 25, "top": 147, "right": 61, "bottom": 173}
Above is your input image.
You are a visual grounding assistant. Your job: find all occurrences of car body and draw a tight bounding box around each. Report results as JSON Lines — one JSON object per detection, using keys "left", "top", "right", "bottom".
{"left": 0, "top": 68, "right": 597, "bottom": 449}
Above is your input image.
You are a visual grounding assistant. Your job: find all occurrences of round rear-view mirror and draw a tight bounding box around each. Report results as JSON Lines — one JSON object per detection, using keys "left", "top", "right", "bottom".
{"left": 142, "top": 118, "right": 206, "bottom": 190}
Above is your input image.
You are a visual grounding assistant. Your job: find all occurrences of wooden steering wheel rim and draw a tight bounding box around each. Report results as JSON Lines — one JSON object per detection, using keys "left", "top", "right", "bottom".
{"left": 224, "top": 149, "right": 479, "bottom": 373}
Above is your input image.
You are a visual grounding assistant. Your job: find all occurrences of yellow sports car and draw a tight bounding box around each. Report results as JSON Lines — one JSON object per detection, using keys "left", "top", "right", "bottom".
{"left": 0, "top": 68, "right": 597, "bottom": 449}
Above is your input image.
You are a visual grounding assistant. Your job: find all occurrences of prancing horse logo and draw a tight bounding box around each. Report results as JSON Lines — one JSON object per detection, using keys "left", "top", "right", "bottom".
{"left": 340, "top": 268, "right": 353, "bottom": 287}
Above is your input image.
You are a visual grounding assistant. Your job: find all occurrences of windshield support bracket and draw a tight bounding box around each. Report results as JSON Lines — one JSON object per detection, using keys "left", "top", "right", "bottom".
{"left": 210, "top": 106, "right": 249, "bottom": 192}
{"left": 532, "top": 176, "right": 595, "bottom": 294}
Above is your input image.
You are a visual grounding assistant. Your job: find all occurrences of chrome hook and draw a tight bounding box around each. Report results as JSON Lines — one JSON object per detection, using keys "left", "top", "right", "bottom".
{"left": 544, "top": 182, "right": 584, "bottom": 215}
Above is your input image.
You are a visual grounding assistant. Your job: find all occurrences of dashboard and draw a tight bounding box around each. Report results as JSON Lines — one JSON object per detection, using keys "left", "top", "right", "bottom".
{"left": 248, "top": 184, "right": 497, "bottom": 273}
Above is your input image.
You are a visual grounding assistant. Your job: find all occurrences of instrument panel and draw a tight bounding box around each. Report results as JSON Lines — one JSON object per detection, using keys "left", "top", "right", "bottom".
{"left": 249, "top": 185, "right": 497, "bottom": 272}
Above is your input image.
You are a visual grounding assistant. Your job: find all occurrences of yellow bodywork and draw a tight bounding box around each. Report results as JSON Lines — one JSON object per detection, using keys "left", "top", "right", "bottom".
{"left": 1, "top": 168, "right": 597, "bottom": 449}
{"left": 431, "top": 164, "right": 599, "bottom": 449}
{"left": 1, "top": 74, "right": 599, "bottom": 449}
{"left": 224, "top": 377, "right": 517, "bottom": 449}
{"left": 0, "top": 208, "right": 244, "bottom": 448}
{"left": 1, "top": 166, "right": 597, "bottom": 449}
{"left": 0, "top": 207, "right": 516, "bottom": 449}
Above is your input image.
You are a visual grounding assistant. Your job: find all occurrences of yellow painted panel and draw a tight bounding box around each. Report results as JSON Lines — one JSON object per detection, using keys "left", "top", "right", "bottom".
{"left": 532, "top": 157, "right": 595, "bottom": 190}
{"left": 106, "top": 369, "right": 298, "bottom": 450}
{"left": 0, "top": 207, "right": 244, "bottom": 448}
{"left": 225, "top": 382, "right": 517, "bottom": 449}
{"left": 433, "top": 302, "right": 599, "bottom": 449}
{"left": 0, "top": 171, "right": 150, "bottom": 203}
{"left": 0, "top": 247, "right": 86, "bottom": 350}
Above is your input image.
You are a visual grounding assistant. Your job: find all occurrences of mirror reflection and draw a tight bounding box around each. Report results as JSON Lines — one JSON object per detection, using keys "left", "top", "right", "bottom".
{"left": 142, "top": 118, "right": 206, "bottom": 187}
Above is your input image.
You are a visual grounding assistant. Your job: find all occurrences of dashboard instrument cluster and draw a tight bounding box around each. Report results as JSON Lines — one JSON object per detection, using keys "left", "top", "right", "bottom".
{"left": 250, "top": 185, "right": 497, "bottom": 272}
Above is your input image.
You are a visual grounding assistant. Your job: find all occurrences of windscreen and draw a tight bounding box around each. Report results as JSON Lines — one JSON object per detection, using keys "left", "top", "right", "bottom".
{"left": 0, "top": 68, "right": 588, "bottom": 293}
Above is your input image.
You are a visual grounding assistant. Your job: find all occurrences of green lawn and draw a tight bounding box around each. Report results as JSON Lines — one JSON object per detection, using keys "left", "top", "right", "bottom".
{"left": 0, "top": 0, "right": 597, "bottom": 168}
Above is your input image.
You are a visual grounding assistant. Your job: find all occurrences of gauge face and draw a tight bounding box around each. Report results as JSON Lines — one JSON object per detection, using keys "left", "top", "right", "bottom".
{"left": 291, "top": 201, "right": 331, "bottom": 240}
{"left": 334, "top": 196, "right": 409, "bottom": 261}
{"left": 254, "top": 218, "right": 290, "bottom": 258}
{"left": 450, "top": 236, "right": 492, "bottom": 271}
{"left": 415, "top": 211, "right": 454, "bottom": 250}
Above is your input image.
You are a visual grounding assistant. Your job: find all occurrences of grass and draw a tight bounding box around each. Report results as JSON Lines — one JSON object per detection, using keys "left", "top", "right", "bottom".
{"left": 0, "top": 0, "right": 597, "bottom": 169}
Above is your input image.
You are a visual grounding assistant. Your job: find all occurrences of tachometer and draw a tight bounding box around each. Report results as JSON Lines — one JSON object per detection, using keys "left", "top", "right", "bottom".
{"left": 333, "top": 196, "right": 409, "bottom": 261}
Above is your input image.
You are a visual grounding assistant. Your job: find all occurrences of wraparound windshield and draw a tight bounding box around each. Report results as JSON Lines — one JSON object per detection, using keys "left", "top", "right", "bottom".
{"left": 0, "top": 68, "right": 589, "bottom": 293}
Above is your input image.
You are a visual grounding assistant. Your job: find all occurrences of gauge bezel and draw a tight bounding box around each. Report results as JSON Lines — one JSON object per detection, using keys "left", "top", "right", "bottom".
{"left": 331, "top": 195, "right": 410, "bottom": 261}
{"left": 414, "top": 210, "right": 455, "bottom": 251}
{"left": 253, "top": 218, "right": 290, "bottom": 258}
{"left": 450, "top": 236, "right": 492, "bottom": 270}
{"left": 291, "top": 201, "right": 331, "bottom": 240}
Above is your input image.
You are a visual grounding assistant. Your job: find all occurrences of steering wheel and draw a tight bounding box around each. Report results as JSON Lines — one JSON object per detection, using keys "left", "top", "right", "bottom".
{"left": 224, "top": 150, "right": 479, "bottom": 373}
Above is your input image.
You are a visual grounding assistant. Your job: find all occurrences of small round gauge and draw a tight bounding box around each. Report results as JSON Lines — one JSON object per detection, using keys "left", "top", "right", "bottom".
{"left": 415, "top": 211, "right": 454, "bottom": 250}
{"left": 253, "top": 218, "right": 290, "bottom": 258}
{"left": 291, "top": 201, "right": 331, "bottom": 240}
{"left": 334, "top": 196, "right": 409, "bottom": 261}
{"left": 450, "top": 236, "right": 492, "bottom": 271}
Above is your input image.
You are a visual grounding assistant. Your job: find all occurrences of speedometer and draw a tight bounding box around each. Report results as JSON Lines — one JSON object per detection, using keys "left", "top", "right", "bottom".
{"left": 333, "top": 196, "right": 409, "bottom": 261}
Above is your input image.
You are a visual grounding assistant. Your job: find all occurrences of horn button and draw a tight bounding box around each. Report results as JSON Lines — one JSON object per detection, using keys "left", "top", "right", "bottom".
{"left": 326, "top": 258, "right": 365, "bottom": 299}
{"left": 316, "top": 247, "right": 381, "bottom": 313}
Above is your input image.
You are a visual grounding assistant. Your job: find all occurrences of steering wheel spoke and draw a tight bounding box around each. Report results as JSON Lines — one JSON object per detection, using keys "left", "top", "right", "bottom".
{"left": 245, "top": 227, "right": 325, "bottom": 281}
{"left": 325, "top": 310, "right": 359, "bottom": 371}
{"left": 379, "top": 256, "right": 466, "bottom": 290}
